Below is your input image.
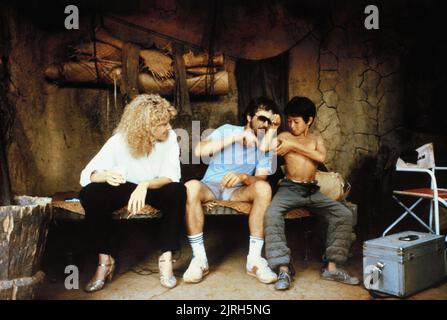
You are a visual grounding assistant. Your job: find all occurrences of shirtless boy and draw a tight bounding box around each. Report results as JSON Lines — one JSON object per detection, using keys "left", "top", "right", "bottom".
{"left": 260, "top": 96, "right": 359, "bottom": 290}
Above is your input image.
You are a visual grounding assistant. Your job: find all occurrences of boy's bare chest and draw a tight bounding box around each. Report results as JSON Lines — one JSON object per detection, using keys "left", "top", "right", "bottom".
{"left": 293, "top": 136, "right": 317, "bottom": 150}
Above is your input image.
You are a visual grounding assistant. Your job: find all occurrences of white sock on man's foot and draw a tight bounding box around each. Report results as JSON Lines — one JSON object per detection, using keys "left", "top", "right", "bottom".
{"left": 188, "top": 233, "right": 208, "bottom": 262}
{"left": 248, "top": 235, "right": 264, "bottom": 258}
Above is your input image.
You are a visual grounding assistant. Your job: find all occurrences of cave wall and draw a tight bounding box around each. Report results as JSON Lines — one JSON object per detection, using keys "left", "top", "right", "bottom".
{"left": 2, "top": 1, "right": 446, "bottom": 237}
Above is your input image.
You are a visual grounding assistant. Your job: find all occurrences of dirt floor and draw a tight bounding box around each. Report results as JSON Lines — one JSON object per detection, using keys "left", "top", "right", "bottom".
{"left": 38, "top": 217, "right": 447, "bottom": 300}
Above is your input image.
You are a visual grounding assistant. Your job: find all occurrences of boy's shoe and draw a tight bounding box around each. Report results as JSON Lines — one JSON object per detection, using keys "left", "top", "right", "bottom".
{"left": 274, "top": 269, "right": 293, "bottom": 290}
{"left": 246, "top": 256, "right": 278, "bottom": 284}
{"left": 183, "top": 257, "right": 209, "bottom": 283}
{"left": 320, "top": 268, "right": 360, "bottom": 285}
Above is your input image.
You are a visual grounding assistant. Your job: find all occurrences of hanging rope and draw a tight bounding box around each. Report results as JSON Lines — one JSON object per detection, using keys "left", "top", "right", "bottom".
{"left": 173, "top": 43, "right": 192, "bottom": 116}
{"left": 113, "top": 75, "right": 118, "bottom": 111}
{"left": 106, "top": 89, "right": 110, "bottom": 132}
{"left": 90, "top": 15, "right": 101, "bottom": 84}
{"left": 202, "top": 0, "right": 222, "bottom": 95}
{"left": 120, "top": 42, "right": 140, "bottom": 103}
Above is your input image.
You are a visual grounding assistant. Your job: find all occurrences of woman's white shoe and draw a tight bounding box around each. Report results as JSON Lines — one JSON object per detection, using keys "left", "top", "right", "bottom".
{"left": 158, "top": 252, "right": 177, "bottom": 289}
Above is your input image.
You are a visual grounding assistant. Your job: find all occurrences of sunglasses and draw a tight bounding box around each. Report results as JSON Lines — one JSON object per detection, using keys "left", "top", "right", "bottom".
{"left": 256, "top": 115, "right": 272, "bottom": 125}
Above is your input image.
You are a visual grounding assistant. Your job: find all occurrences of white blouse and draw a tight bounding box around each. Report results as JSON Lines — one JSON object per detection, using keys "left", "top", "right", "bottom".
{"left": 80, "top": 130, "right": 181, "bottom": 187}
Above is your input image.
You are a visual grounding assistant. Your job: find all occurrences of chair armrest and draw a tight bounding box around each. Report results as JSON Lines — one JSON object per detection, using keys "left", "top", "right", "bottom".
{"left": 396, "top": 167, "right": 434, "bottom": 175}
{"left": 395, "top": 167, "right": 439, "bottom": 195}
{"left": 434, "top": 167, "right": 447, "bottom": 170}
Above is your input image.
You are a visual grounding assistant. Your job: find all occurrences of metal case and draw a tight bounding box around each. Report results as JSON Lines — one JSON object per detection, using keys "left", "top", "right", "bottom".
{"left": 363, "top": 231, "right": 446, "bottom": 297}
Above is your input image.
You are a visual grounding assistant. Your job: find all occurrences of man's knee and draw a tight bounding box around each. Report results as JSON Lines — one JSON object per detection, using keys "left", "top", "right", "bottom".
{"left": 185, "top": 180, "right": 203, "bottom": 201}
{"left": 252, "top": 180, "right": 272, "bottom": 201}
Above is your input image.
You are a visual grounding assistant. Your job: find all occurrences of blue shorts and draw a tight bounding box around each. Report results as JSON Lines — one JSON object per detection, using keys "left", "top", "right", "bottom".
{"left": 201, "top": 181, "right": 241, "bottom": 201}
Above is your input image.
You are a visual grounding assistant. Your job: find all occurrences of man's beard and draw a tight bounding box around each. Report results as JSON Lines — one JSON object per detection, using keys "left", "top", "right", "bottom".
{"left": 248, "top": 120, "right": 268, "bottom": 140}
{"left": 252, "top": 124, "right": 267, "bottom": 139}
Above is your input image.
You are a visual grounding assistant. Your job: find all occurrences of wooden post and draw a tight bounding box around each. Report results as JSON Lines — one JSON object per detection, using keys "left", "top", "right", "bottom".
{"left": 120, "top": 42, "right": 140, "bottom": 103}
{"left": 0, "top": 196, "right": 52, "bottom": 299}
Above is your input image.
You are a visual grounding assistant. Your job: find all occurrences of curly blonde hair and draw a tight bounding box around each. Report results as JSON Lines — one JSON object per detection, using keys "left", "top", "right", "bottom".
{"left": 115, "top": 94, "right": 177, "bottom": 157}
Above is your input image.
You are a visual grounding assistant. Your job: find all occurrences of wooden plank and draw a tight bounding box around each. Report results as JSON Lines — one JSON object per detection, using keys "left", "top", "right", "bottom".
{"left": 0, "top": 197, "right": 51, "bottom": 299}
{"left": 0, "top": 271, "right": 45, "bottom": 300}
{"left": 0, "top": 207, "right": 12, "bottom": 280}
{"left": 52, "top": 201, "right": 314, "bottom": 220}
{"left": 0, "top": 279, "right": 13, "bottom": 300}
{"left": 32, "top": 204, "right": 52, "bottom": 275}
{"left": 8, "top": 206, "right": 26, "bottom": 279}
{"left": 13, "top": 271, "right": 45, "bottom": 300}
{"left": 7, "top": 204, "right": 50, "bottom": 279}
{"left": 22, "top": 206, "right": 40, "bottom": 277}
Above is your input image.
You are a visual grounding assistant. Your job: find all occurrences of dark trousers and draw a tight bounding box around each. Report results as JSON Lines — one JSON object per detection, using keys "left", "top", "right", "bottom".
{"left": 79, "top": 182, "right": 187, "bottom": 255}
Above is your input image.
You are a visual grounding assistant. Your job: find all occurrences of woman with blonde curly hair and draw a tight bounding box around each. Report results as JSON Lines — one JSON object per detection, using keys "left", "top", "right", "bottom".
{"left": 79, "top": 94, "right": 185, "bottom": 292}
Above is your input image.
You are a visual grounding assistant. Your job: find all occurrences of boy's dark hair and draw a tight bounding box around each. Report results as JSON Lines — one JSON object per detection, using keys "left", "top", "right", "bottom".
{"left": 284, "top": 96, "right": 316, "bottom": 125}
{"left": 243, "top": 97, "right": 280, "bottom": 121}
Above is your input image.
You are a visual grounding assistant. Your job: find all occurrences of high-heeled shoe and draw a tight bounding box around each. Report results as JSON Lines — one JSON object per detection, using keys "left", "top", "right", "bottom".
{"left": 84, "top": 257, "right": 115, "bottom": 293}
{"left": 158, "top": 255, "right": 177, "bottom": 289}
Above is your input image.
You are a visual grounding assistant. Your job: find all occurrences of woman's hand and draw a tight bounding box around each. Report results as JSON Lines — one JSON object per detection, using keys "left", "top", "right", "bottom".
{"left": 105, "top": 170, "right": 126, "bottom": 186}
{"left": 90, "top": 170, "right": 125, "bottom": 186}
{"left": 127, "top": 182, "right": 149, "bottom": 217}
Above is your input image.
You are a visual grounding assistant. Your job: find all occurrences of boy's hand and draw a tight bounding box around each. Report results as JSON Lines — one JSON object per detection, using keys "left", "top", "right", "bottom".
{"left": 276, "top": 134, "right": 294, "bottom": 156}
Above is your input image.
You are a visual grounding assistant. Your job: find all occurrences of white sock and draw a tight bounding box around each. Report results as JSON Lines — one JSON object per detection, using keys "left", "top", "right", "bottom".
{"left": 248, "top": 235, "right": 264, "bottom": 258}
{"left": 188, "top": 233, "right": 207, "bottom": 262}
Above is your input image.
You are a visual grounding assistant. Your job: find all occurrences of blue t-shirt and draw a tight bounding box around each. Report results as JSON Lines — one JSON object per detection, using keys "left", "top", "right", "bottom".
{"left": 201, "top": 124, "right": 273, "bottom": 185}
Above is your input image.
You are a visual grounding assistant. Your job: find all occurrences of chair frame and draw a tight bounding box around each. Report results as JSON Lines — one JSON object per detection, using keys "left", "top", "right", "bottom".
{"left": 383, "top": 166, "right": 447, "bottom": 236}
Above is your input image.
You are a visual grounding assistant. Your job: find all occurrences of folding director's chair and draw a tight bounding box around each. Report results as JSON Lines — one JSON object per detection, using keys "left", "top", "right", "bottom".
{"left": 384, "top": 144, "right": 447, "bottom": 236}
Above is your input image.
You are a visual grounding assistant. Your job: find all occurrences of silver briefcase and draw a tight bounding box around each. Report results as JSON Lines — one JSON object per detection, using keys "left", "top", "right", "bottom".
{"left": 363, "top": 231, "right": 446, "bottom": 297}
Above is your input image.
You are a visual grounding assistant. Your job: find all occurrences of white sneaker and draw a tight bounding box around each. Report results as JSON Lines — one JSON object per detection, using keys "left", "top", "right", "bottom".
{"left": 183, "top": 257, "right": 209, "bottom": 283}
{"left": 246, "top": 255, "right": 278, "bottom": 284}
